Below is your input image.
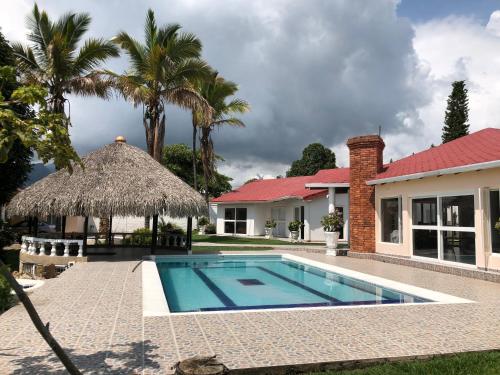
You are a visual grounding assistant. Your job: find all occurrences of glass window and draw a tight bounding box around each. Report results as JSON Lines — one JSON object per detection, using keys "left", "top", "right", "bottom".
{"left": 236, "top": 221, "right": 246, "bottom": 234}
{"left": 491, "top": 190, "right": 500, "bottom": 254}
{"left": 442, "top": 231, "right": 475, "bottom": 265}
{"left": 381, "top": 198, "right": 400, "bottom": 243}
{"left": 236, "top": 208, "right": 247, "bottom": 221}
{"left": 412, "top": 198, "right": 437, "bottom": 225}
{"left": 224, "top": 208, "right": 235, "bottom": 220}
{"left": 413, "top": 229, "right": 438, "bottom": 259}
{"left": 441, "top": 195, "right": 474, "bottom": 227}
{"left": 224, "top": 221, "right": 235, "bottom": 234}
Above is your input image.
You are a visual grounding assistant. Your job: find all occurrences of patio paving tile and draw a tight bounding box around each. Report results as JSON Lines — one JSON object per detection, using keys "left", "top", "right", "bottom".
{"left": 2, "top": 251, "right": 500, "bottom": 374}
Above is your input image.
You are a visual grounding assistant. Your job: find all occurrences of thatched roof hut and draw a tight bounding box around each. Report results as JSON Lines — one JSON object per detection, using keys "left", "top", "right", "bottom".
{"left": 7, "top": 137, "right": 207, "bottom": 219}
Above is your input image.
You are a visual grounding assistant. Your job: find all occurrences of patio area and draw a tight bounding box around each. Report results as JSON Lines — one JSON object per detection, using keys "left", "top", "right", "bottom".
{"left": 1, "top": 251, "right": 500, "bottom": 374}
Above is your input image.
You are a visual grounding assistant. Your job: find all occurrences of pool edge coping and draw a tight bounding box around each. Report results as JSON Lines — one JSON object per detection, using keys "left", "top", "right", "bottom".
{"left": 142, "top": 253, "right": 473, "bottom": 317}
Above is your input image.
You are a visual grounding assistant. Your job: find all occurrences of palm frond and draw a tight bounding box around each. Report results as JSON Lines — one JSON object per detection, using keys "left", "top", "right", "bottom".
{"left": 58, "top": 12, "right": 91, "bottom": 50}
{"left": 70, "top": 72, "right": 115, "bottom": 98}
{"left": 165, "top": 32, "right": 202, "bottom": 61}
{"left": 145, "top": 9, "right": 157, "bottom": 51}
{"left": 112, "top": 32, "right": 146, "bottom": 74}
{"left": 211, "top": 117, "right": 246, "bottom": 127}
{"left": 163, "top": 86, "right": 212, "bottom": 122}
{"left": 73, "top": 38, "right": 119, "bottom": 75}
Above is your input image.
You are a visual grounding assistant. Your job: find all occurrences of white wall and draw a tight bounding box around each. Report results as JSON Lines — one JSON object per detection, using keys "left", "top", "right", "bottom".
{"left": 306, "top": 193, "right": 349, "bottom": 242}
{"left": 66, "top": 215, "right": 193, "bottom": 233}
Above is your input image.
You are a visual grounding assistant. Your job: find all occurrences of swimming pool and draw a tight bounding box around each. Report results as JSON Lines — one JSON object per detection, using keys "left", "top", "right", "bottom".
{"left": 155, "top": 255, "right": 432, "bottom": 313}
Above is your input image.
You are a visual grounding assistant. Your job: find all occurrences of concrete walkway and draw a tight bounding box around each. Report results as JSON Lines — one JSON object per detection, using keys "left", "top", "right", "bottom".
{"left": 1, "top": 251, "right": 500, "bottom": 374}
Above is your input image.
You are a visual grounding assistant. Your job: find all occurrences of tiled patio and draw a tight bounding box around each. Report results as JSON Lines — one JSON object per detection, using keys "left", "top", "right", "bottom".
{"left": 2, "top": 251, "right": 500, "bottom": 374}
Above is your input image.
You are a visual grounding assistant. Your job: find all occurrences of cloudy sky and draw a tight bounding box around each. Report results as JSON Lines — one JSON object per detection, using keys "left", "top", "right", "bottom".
{"left": 2, "top": 0, "right": 500, "bottom": 186}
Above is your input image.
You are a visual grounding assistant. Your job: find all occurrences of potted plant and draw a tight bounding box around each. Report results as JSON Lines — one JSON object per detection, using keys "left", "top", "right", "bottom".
{"left": 264, "top": 219, "right": 277, "bottom": 239}
{"left": 320, "top": 210, "right": 344, "bottom": 255}
{"left": 197, "top": 216, "right": 210, "bottom": 235}
{"left": 288, "top": 220, "right": 301, "bottom": 242}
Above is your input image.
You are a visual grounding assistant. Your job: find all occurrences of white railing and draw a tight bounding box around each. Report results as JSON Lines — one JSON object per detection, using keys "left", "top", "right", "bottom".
{"left": 21, "top": 236, "right": 83, "bottom": 257}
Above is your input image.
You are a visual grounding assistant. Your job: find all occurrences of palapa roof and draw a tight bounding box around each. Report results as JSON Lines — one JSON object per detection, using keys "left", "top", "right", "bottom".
{"left": 7, "top": 139, "right": 208, "bottom": 218}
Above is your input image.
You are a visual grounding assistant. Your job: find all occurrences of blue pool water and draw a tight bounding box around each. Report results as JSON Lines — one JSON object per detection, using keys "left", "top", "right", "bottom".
{"left": 156, "top": 255, "right": 430, "bottom": 312}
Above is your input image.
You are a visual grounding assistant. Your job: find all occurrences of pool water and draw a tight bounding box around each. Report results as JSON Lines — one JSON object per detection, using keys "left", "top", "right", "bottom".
{"left": 156, "top": 255, "right": 430, "bottom": 313}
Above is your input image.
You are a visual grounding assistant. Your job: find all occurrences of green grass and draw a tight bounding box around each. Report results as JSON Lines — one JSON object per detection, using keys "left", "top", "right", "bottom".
{"left": 192, "top": 246, "right": 273, "bottom": 252}
{"left": 308, "top": 351, "right": 500, "bottom": 375}
{"left": 192, "top": 234, "right": 326, "bottom": 246}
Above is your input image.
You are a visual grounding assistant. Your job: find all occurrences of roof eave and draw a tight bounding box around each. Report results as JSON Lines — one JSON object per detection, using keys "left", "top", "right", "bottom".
{"left": 305, "top": 182, "right": 349, "bottom": 188}
{"left": 367, "top": 159, "right": 500, "bottom": 186}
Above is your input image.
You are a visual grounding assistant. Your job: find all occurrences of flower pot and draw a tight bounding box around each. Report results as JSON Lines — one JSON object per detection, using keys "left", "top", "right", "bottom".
{"left": 198, "top": 226, "right": 206, "bottom": 235}
{"left": 325, "top": 231, "right": 340, "bottom": 255}
{"left": 290, "top": 230, "right": 300, "bottom": 242}
{"left": 264, "top": 227, "right": 273, "bottom": 239}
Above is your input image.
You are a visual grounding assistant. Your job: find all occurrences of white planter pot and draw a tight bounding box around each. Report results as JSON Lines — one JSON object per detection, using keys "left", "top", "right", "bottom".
{"left": 325, "top": 231, "right": 340, "bottom": 255}
{"left": 264, "top": 227, "right": 273, "bottom": 239}
{"left": 290, "top": 230, "right": 300, "bottom": 242}
{"left": 198, "top": 226, "right": 206, "bottom": 235}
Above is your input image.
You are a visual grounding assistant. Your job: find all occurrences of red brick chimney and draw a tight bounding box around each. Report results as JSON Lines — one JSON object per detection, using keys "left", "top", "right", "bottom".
{"left": 347, "top": 135, "right": 385, "bottom": 253}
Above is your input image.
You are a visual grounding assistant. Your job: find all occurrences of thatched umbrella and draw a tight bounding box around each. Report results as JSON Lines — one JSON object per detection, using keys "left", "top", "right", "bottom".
{"left": 7, "top": 136, "right": 207, "bottom": 251}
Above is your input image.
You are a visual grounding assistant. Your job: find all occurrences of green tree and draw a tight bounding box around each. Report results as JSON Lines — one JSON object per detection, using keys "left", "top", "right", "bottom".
{"left": 0, "top": 68, "right": 81, "bottom": 373}
{"left": 442, "top": 80, "right": 470, "bottom": 143}
{"left": 111, "top": 9, "right": 211, "bottom": 161}
{"left": 286, "top": 143, "right": 336, "bottom": 177}
{"left": 0, "top": 31, "right": 32, "bottom": 206}
{"left": 12, "top": 4, "right": 119, "bottom": 124}
{"left": 162, "top": 143, "right": 232, "bottom": 198}
{"left": 196, "top": 71, "right": 249, "bottom": 203}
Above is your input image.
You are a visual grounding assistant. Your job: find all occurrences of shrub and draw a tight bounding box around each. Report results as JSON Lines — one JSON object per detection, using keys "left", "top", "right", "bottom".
{"left": 265, "top": 219, "right": 277, "bottom": 228}
{"left": 288, "top": 220, "right": 301, "bottom": 232}
{"left": 197, "top": 216, "right": 210, "bottom": 227}
{"left": 160, "top": 222, "right": 185, "bottom": 235}
{"left": 205, "top": 223, "right": 216, "bottom": 234}
{"left": 321, "top": 210, "right": 344, "bottom": 232}
{"left": 123, "top": 227, "right": 152, "bottom": 246}
{"left": 0, "top": 221, "right": 15, "bottom": 251}
{"left": 0, "top": 267, "right": 13, "bottom": 313}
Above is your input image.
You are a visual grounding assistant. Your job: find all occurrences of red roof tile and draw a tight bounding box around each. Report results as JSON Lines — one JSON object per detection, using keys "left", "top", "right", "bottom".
{"left": 211, "top": 168, "right": 349, "bottom": 203}
{"left": 372, "top": 128, "right": 500, "bottom": 181}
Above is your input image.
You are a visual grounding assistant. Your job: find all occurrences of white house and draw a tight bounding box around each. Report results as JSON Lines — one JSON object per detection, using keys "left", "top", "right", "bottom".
{"left": 210, "top": 168, "right": 350, "bottom": 242}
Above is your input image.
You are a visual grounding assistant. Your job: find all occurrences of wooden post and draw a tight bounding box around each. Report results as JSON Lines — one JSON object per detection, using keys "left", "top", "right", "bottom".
{"left": 83, "top": 217, "right": 89, "bottom": 253}
{"left": 108, "top": 215, "right": 113, "bottom": 246}
{"left": 186, "top": 217, "right": 193, "bottom": 253}
{"left": 151, "top": 214, "right": 158, "bottom": 255}
{"left": 61, "top": 216, "right": 66, "bottom": 239}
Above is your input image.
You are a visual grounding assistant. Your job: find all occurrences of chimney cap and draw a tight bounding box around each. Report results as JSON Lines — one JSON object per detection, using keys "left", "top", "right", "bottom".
{"left": 114, "top": 136, "right": 126, "bottom": 143}
{"left": 346, "top": 134, "right": 384, "bottom": 149}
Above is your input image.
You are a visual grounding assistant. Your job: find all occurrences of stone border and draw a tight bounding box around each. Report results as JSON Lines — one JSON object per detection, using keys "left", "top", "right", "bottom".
{"left": 349, "top": 252, "right": 500, "bottom": 283}
{"left": 142, "top": 256, "right": 170, "bottom": 316}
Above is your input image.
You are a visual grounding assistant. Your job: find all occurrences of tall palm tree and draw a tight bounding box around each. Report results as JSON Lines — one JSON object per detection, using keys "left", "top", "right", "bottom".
{"left": 197, "top": 71, "right": 249, "bottom": 203}
{"left": 12, "top": 4, "right": 119, "bottom": 124}
{"left": 111, "top": 9, "right": 211, "bottom": 161}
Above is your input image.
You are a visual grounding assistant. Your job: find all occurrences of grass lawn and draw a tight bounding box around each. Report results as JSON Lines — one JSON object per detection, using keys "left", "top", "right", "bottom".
{"left": 309, "top": 351, "right": 500, "bottom": 375}
{"left": 192, "top": 234, "right": 326, "bottom": 246}
{"left": 192, "top": 245, "right": 273, "bottom": 252}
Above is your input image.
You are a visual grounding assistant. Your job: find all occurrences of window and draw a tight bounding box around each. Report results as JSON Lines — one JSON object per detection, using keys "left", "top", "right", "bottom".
{"left": 224, "top": 208, "right": 247, "bottom": 234}
{"left": 490, "top": 190, "right": 500, "bottom": 254}
{"left": 381, "top": 197, "right": 401, "bottom": 243}
{"left": 411, "top": 194, "right": 475, "bottom": 265}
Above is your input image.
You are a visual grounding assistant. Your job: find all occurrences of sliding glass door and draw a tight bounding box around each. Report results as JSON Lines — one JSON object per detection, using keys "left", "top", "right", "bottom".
{"left": 491, "top": 190, "right": 500, "bottom": 254}
{"left": 412, "top": 194, "right": 476, "bottom": 265}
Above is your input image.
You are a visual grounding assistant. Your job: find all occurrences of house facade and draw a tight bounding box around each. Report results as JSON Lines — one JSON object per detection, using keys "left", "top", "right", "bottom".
{"left": 210, "top": 169, "right": 350, "bottom": 242}
{"left": 212, "top": 127, "right": 500, "bottom": 271}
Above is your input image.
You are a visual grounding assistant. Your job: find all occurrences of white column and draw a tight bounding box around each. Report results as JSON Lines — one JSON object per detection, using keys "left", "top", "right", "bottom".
{"left": 63, "top": 242, "right": 70, "bottom": 257}
{"left": 20, "top": 239, "right": 27, "bottom": 253}
{"left": 328, "top": 187, "right": 336, "bottom": 213}
{"left": 77, "top": 242, "right": 83, "bottom": 257}
{"left": 28, "top": 241, "right": 35, "bottom": 255}
{"left": 50, "top": 241, "right": 57, "bottom": 256}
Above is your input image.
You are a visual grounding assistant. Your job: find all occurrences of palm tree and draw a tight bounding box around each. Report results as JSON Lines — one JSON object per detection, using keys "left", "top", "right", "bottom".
{"left": 197, "top": 71, "right": 249, "bottom": 203}
{"left": 111, "top": 9, "right": 212, "bottom": 161}
{"left": 12, "top": 4, "right": 119, "bottom": 124}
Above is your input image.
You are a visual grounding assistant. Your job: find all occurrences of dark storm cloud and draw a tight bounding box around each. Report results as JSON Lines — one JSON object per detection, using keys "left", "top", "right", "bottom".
{"left": 10, "top": 0, "right": 432, "bottom": 180}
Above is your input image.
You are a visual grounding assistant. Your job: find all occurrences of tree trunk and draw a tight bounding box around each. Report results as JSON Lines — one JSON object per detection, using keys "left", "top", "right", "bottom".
{"left": 192, "top": 112, "right": 198, "bottom": 191}
{"left": 152, "top": 113, "right": 165, "bottom": 162}
{"left": 0, "top": 260, "right": 82, "bottom": 374}
{"left": 200, "top": 127, "right": 212, "bottom": 205}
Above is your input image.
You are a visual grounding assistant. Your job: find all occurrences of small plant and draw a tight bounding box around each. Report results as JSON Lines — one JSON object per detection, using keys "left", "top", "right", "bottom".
{"left": 288, "top": 220, "right": 301, "bottom": 232}
{"left": 197, "top": 216, "right": 210, "bottom": 227}
{"left": 265, "top": 219, "right": 277, "bottom": 228}
{"left": 321, "top": 211, "right": 344, "bottom": 232}
{"left": 160, "top": 221, "right": 185, "bottom": 235}
{"left": 496, "top": 217, "right": 500, "bottom": 233}
{"left": 123, "top": 227, "right": 152, "bottom": 246}
{"left": 205, "top": 223, "right": 216, "bottom": 234}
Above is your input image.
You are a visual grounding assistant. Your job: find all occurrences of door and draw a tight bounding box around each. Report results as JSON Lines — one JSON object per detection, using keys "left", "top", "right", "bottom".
{"left": 271, "top": 207, "right": 286, "bottom": 237}
{"left": 294, "top": 206, "right": 305, "bottom": 239}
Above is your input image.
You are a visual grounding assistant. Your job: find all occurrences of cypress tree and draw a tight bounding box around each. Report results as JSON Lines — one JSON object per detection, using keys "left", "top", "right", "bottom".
{"left": 442, "top": 80, "right": 470, "bottom": 143}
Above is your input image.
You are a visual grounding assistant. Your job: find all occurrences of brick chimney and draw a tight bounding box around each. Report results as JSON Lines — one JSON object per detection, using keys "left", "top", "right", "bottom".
{"left": 347, "top": 135, "right": 385, "bottom": 253}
